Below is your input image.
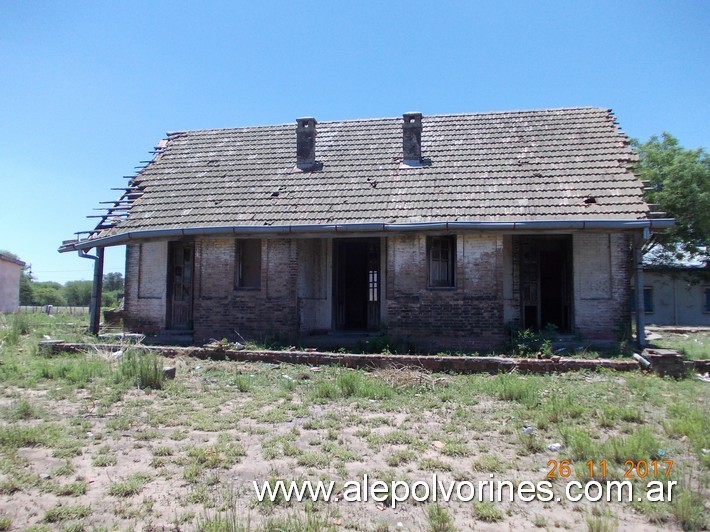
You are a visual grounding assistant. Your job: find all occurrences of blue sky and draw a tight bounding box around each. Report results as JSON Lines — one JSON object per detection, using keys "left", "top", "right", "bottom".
{"left": 1, "top": 0, "right": 708, "bottom": 283}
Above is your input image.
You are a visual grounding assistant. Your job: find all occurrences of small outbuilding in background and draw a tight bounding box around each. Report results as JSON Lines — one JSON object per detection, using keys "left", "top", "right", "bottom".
{"left": 0, "top": 252, "right": 26, "bottom": 313}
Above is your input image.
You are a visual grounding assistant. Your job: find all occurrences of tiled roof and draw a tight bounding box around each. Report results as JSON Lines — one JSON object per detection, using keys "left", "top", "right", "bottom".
{"left": 85, "top": 107, "right": 650, "bottom": 240}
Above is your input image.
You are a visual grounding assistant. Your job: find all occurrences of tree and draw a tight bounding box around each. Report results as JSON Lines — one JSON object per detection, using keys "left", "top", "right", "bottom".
{"left": 103, "top": 272, "right": 124, "bottom": 291}
{"left": 31, "top": 282, "right": 66, "bottom": 306}
{"left": 63, "top": 280, "right": 93, "bottom": 306}
{"left": 19, "top": 269, "right": 32, "bottom": 305}
{"left": 102, "top": 272, "right": 125, "bottom": 308}
{"left": 633, "top": 133, "right": 710, "bottom": 264}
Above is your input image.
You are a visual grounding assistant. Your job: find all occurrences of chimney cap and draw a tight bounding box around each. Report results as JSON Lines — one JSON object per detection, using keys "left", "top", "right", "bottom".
{"left": 403, "top": 112, "right": 422, "bottom": 123}
{"left": 296, "top": 117, "right": 317, "bottom": 127}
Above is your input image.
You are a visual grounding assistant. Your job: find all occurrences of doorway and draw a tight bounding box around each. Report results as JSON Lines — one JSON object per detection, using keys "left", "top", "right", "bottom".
{"left": 166, "top": 241, "right": 194, "bottom": 330}
{"left": 518, "top": 236, "right": 572, "bottom": 331}
{"left": 334, "top": 238, "right": 380, "bottom": 330}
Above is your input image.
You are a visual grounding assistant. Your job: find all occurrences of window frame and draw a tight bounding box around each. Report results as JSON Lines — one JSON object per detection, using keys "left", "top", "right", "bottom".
{"left": 427, "top": 235, "right": 456, "bottom": 289}
{"left": 235, "top": 239, "right": 262, "bottom": 290}
{"left": 631, "top": 286, "right": 654, "bottom": 314}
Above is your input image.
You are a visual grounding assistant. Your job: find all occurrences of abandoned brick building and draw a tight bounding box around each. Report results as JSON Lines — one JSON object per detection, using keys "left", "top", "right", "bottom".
{"left": 60, "top": 108, "right": 672, "bottom": 350}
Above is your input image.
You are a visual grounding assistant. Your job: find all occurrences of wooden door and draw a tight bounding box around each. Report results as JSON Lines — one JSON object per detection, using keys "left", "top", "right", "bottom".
{"left": 167, "top": 242, "right": 194, "bottom": 330}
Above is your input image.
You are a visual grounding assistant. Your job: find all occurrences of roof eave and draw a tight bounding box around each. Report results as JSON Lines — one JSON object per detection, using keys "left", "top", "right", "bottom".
{"left": 58, "top": 218, "right": 676, "bottom": 253}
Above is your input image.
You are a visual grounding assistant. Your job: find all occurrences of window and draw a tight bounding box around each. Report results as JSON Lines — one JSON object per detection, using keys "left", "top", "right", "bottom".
{"left": 428, "top": 236, "right": 455, "bottom": 288}
{"left": 235, "top": 239, "right": 261, "bottom": 289}
{"left": 630, "top": 287, "right": 653, "bottom": 314}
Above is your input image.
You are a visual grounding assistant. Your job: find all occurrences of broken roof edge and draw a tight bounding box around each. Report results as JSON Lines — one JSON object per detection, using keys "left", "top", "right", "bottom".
{"left": 58, "top": 218, "right": 675, "bottom": 253}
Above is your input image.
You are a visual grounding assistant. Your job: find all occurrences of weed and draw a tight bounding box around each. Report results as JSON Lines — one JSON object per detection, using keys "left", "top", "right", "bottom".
{"left": 672, "top": 486, "right": 707, "bottom": 531}
{"left": 495, "top": 374, "right": 540, "bottom": 407}
{"left": 533, "top": 514, "right": 547, "bottom": 527}
{"left": 3, "top": 314, "right": 32, "bottom": 346}
{"left": 472, "top": 455, "right": 510, "bottom": 473}
{"left": 38, "top": 355, "right": 109, "bottom": 387}
{"left": 386, "top": 449, "right": 417, "bottom": 467}
{"left": 196, "top": 508, "right": 250, "bottom": 531}
{"left": 2, "top": 399, "right": 41, "bottom": 421}
{"left": 108, "top": 473, "right": 151, "bottom": 497}
{"left": 419, "top": 458, "right": 453, "bottom": 472}
{"left": 516, "top": 432, "right": 544, "bottom": 455}
{"left": 297, "top": 451, "right": 330, "bottom": 468}
{"left": 425, "top": 503, "right": 456, "bottom": 531}
{"left": 310, "top": 381, "right": 339, "bottom": 402}
{"left": 233, "top": 374, "right": 251, "bottom": 392}
{"left": 54, "top": 481, "right": 87, "bottom": 497}
{"left": 585, "top": 506, "right": 618, "bottom": 532}
{"left": 472, "top": 501, "right": 503, "bottom": 522}
{"left": 116, "top": 349, "right": 164, "bottom": 389}
{"left": 43, "top": 504, "right": 90, "bottom": 523}
{"left": 604, "top": 427, "right": 660, "bottom": 464}
{"left": 92, "top": 453, "right": 117, "bottom": 467}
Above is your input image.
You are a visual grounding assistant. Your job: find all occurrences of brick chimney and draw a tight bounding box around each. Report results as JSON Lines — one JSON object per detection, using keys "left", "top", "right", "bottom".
{"left": 296, "top": 117, "right": 317, "bottom": 168}
{"left": 402, "top": 112, "right": 422, "bottom": 163}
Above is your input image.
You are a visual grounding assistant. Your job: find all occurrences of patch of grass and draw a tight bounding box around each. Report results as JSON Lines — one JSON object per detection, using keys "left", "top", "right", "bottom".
{"left": 92, "top": 452, "right": 117, "bottom": 467}
{"left": 672, "top": 486, "right": 707, "bottom": 531}
{"left": 54, "top": 481, "right": 87, "bottom": 497}
{"left": 439, "top": 440, "right": 474, "bottom": 457}
{"left": 533, "top": 514, "right": 547, "bottom": 527}
{"left": 297, "top": 451, "right": 330, "bottom": 468}
{"left": 542, "top": 392, "right": 585, "bottom": 423}
{"left": 0, "top": 516, "right": 10, "bottom": 531}
{"left": 153, "top": 446, "right": 174, "bottom": 456}
{"left": 186, "top": 441, "right": 246, "bottom": 469}
{"left": 0, "top": 422, "right": 63, "bottom": 448}
{"left": 261, "top": 505, "right": 337, "bottom": 531}
{"left": 663, "top": 403, "right": 709, "bottom": 457}
{"left": 585, "top": 507, "right": 618, "bottom": 532}
{"left": 1, "top": 399, "right": 42, "bottom": 421}
{"left": 51, "top": 461, "right": 76, "bottom": 477}
{"left": 385, "top": 449, "right": 417, "bottom": 467}
{"left": 2, "top": 313, "right": 32, "bottom": 346}
{"left": 494, "top": 374, "right": 541, "bottom": 407}
{"left": 196, "top": 508, "right": 250, "bottom": 531}
{"left": 425, "top": 503, "right": 456, "bottom": 531}
{"left": 472, "top": 455, "right": 510, "bottom": 473}
{"left": 108, "top": 473, "right": 151, "bottom": 497}
{"left": 472, "top": 501, "right": 503, "bottom": 522}
{"left": 516, "top": 432, "right": 544, "bottom": 456}
{"left": 43, "top": 504, "right": 90, "bottom": 523}
{"left": 321, "top": 441, "right": 359, "bottom": 462}
{"left": 336, "top": 371, "right": 361, "bottom": 397}
{"left": 252, "top": 475, "right": 291, "bottom": 511}
{"left": 37, "top": 354, "right": 110, "bottom": 388}
{"left": 604, "top": 427, "right": 660, "bottom": 464}
{"left": 116, "top": 349, "right": 164, "bottom": 389}
{"left": 561, "top": 427, "right": 601, "bottom": 462}
{"left": 419, "top": 458, "right": 453, "bottom": 472}
{"left": 233, "top": 374, "right": 251, "bottom": 392}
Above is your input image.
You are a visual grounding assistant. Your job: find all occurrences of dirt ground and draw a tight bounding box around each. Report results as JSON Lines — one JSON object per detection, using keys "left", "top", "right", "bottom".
{"left": 0, "top": 342, "right": 707, "bottom": 531}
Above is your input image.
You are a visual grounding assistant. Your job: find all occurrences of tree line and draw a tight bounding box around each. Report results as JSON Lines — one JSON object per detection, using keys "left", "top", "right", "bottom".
{"left": 18, "top": 271, "right": 124, "bottom": 308}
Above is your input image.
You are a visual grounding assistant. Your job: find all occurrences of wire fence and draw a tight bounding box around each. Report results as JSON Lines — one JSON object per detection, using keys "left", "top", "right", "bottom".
{"left": 18, "top": 306, "right": 90, "bottom": 315}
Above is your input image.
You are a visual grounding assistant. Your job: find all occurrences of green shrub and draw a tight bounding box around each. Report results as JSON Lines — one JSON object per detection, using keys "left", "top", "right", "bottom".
{"left": 116, "top": 349, "right": 164, "bottom": 389}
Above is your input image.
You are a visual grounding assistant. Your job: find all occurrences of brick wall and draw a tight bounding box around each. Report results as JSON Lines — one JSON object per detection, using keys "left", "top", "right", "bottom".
{"left": 385, "top": 234, "right": 505, "bottom": 352}
{"left": 573, "top": 233, "right": 632, "bottom": 342}
{"left": 123, "top": 242, "right": 167, "bottom": 332}
{"left": 192, "top": 237, "right": 299, "bottom": 344}
{"left": 122, "top": 231, "right": 634, "bottom": 350}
